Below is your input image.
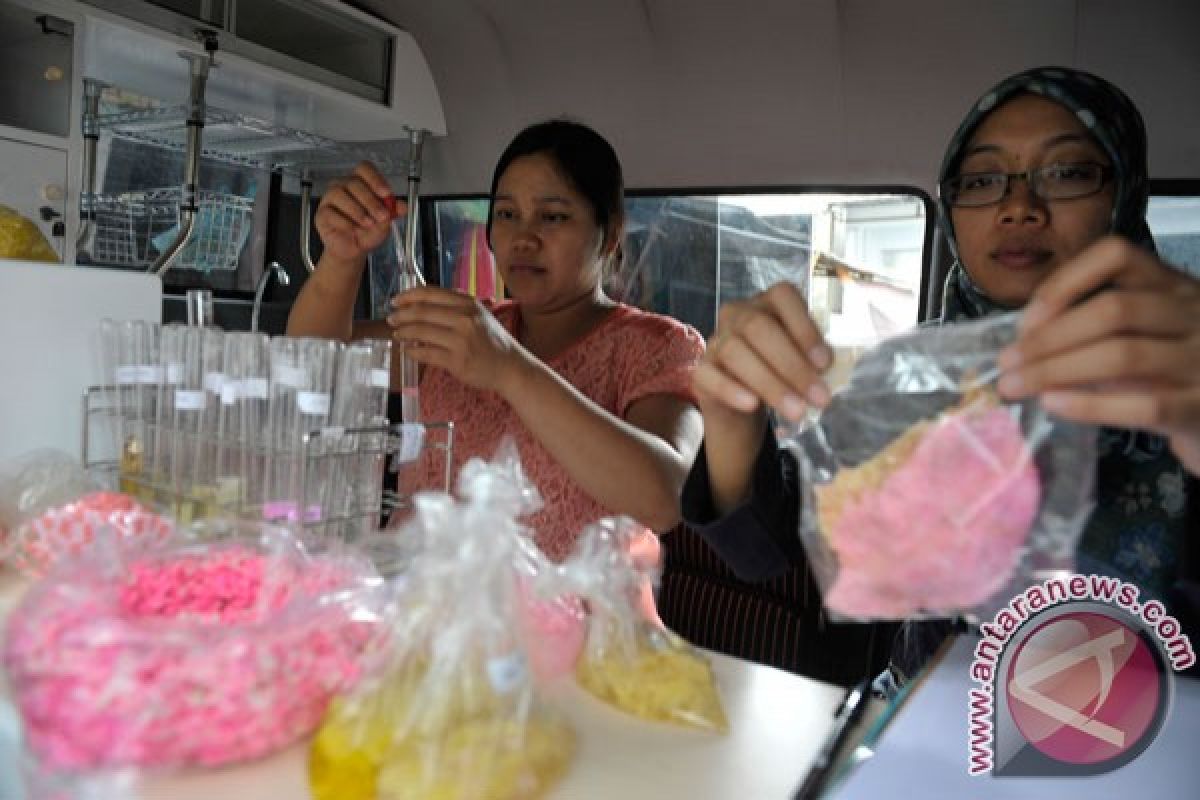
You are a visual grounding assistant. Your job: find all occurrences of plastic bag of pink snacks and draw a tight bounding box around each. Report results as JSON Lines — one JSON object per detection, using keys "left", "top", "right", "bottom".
{"left": 0, "top": 448, "right": 98, "bottom": 562}
{"left": 780, "top": 313, "right": 1095, "bottom": 620}
{"left": 3, "top": 517, "right": 389, "bottom": 785}
{"left": 7, "top": 491, "right": 175, "bottom": 576}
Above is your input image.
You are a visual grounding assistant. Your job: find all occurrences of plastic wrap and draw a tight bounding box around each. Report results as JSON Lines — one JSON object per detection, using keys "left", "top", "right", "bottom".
{"left": 6, "top": 491, "right": 174, "bottom": 577}
{"left": 781, "top": 313, "right": 1096, "bottom": 620}
{"left": 3, "top": 520, "right": 388, "bottom": 778}
{"left": 549, "top": 517, "right": 728, "bottom": 733}
{"left": 0, "top": 449, "right": 99, "bottom": 563}
{"left": 309, "top": 446, "right": 575, "bottom": 800}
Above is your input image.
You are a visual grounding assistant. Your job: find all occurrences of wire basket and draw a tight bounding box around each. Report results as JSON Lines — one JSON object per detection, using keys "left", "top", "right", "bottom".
{"left": 89, "top": 188, "right": 254, "bottom": 271}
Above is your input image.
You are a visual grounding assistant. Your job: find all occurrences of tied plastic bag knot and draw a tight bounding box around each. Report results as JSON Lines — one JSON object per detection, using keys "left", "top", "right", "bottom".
{"left": 782, "top": 313, "right": 1095, "bottom": 621}
{"left": 544, "top": 517, "right": 728, "bottom": 733}
{"left": 309, "top": 441, "right": 575, "bottom": 800}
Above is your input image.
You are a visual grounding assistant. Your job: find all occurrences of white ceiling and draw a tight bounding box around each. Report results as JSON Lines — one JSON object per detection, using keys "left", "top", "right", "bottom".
{"left": 350, "top": 0, "right": 1200, "bottom": 195}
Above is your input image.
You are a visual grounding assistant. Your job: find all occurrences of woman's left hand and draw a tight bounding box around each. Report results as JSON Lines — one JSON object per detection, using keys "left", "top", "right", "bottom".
{"left": 998, "top": 235, "right": 1200, "bottom": 475}
{"left": 387, "top": 287, "right": 528, "bottom": 394}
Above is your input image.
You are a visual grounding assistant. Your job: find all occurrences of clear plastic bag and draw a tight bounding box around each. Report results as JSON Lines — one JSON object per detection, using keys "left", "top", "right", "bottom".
{"left": 6, "top": 491, "right": 175, "bottom": 577}
{"left": 547, "top": 517, "right": 728, "bottom": 733}
{"left": 0, "top": 449, "right": 99, "bottom": 560}
{"left": 309, "top": 444, "right": 575, "bottom": 800}
{"left": 781, "top": 313, "right": 1096, "bottom": 620}
{"left": 3, "top": 519, "right": 388, "bottom": 779}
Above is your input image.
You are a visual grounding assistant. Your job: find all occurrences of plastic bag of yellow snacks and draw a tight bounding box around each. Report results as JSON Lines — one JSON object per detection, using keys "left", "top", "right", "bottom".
{"left": 0, "top": 205, "right": 58, "bottom": 262}
{"left": 551, "top": 517, "right": 729, "bottom": 733}
{"left": 309, "top": 445, "right": 575, "bottom": 800}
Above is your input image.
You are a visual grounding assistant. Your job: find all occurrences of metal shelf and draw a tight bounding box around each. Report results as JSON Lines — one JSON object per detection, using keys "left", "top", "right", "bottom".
{"left": 97, "top": 105, "right": 412, "bottom": 177}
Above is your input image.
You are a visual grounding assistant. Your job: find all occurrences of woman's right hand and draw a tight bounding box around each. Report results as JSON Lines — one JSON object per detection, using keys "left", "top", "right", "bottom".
{"left": 693, "top": 282, "right": 834, "bottom": 424}
{"left": 313, "top": 161, "right": 399, "bottom": 267}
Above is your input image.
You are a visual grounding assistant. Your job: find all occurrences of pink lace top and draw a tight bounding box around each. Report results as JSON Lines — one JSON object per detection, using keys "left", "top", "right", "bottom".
{"left": 414, "top": 300, "right": 704, "bottom": 561}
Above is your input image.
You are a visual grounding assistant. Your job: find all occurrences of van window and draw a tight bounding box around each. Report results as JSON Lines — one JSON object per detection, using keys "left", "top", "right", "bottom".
{"left": 428, "top": 190, "right": 931, "bottom": 390}
{"left": 1148, "top": 193, "right": 1200, "bottom": 278}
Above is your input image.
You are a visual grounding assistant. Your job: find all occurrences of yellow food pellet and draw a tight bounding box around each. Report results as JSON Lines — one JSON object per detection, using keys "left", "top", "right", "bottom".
{"left": 309, "top": 663, "right": 574, "bottom": 800}
{"left": 577, "top": 631, "right": 728, "bottom": 733}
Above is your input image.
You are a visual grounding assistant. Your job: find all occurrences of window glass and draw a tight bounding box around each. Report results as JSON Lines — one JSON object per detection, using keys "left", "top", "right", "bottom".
{"left": 429, "top": 191, "right": 929, "bottom": 391}
{"left": 1148, "top": 195, "right": 1200, "bottom": 279}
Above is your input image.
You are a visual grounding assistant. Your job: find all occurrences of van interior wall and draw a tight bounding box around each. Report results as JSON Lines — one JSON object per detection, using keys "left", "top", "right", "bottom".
{"left": 358, "top": 0, "right": 1200, "bottom": 197}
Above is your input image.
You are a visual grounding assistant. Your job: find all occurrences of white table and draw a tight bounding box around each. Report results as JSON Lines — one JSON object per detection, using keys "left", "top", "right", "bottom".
{"left": 0, "top": 570, "right": 847, "bottom": 800}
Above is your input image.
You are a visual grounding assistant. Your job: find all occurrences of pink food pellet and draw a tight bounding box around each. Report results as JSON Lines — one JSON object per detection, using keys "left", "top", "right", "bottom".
{"left": 824, "top": 406, "right": 1041, "bottom": 617}
{"left": 3, "top": 544, "right": 383, "bottom": 770}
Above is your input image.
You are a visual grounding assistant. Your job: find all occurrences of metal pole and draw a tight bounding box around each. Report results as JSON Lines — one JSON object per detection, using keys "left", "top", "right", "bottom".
{"left": 404, "top": 129, "right": 425, "bottom": 282}
{"left": 76, "top": 78, "right": 104, "bottom": 257}
{"left": 152, "top": 50, "right": 213, "bottom": 276}
{"left": 300, "top": 173, "right": 317, "bottom": 273}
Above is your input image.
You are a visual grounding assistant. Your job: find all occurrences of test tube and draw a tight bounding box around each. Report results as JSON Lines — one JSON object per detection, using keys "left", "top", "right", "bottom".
{"left": 265, "top": 336, "right": 338, "bottom": 528}
{"left": 391, "top": 201, "right": 423, "bottom": 423}
{"left": 97, "top": 319, "right": 125, "bottom": 483}
{"left": 195, "top": 328, "right": 226, "bottom": 510}
{"left": 330, "top": 338, "right": 392, "bottom": 539}
{"left": 217, "top": 331, "right": 270, "bottom": 516}
{"left": 169, "top": 326, "right": 206, "bottom": 523}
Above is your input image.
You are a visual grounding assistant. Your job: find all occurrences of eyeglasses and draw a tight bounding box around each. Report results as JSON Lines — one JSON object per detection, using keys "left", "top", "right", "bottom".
{"left": 941, "top": 162, "right": 1113, "bottom": 208}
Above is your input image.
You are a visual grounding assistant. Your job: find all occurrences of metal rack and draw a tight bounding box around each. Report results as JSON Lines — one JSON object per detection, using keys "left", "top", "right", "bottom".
{"left": 89, "top": 188, "right": 254, "bottom": 271}
{"left": 95, "top": 105, "right": 413, "bottom": 177}
{"left": 82, "top": 384, "right": 455, "bottom": 541}
{"left": 78, "top": 37, "right": 430, "bottom": 276}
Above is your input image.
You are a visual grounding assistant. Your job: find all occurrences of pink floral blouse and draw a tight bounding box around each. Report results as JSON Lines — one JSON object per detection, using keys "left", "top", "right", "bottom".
{"left": 414, "top": 300, "right": 704, "bottom": 561}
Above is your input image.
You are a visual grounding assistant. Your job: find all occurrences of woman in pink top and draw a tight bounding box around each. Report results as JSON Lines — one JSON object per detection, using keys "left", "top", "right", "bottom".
{"left": 288, "top": 120, "right": 705, "bottom": 560}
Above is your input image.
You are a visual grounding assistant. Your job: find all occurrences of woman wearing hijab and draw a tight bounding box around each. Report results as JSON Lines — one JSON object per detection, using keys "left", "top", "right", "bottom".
{"left": 679, "top": 66, "right": 1200, "bottom": 684}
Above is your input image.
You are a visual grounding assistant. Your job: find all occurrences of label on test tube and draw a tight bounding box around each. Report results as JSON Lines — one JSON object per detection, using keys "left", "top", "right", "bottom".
{"left": 221, "top": 382, "right": 239, "bottom": 405}
{"left": 394, "top": 422, "right": 425, "bottom": 463}
{"left": 174, "top": 390, "right": 206, "bottom": 411}
{"left": 203, "top": 372, "right": 226, "bottom": 394}
{"left": 369, "top": 368, "right": 391, "bottom": 389}
{"left": 240, "top": 378, "right": 269, "bottom": 399}
{"left": 166, "top": 363, "right": 183, "bottom": 385}
{"left": 296, "top": 391, "right": 331, "bottom": 415}
{"left": 119, "top": 365, "right": 162, "bottom": 384}
{"left": 272, "top": 365, "right": 307, "bottom": 388}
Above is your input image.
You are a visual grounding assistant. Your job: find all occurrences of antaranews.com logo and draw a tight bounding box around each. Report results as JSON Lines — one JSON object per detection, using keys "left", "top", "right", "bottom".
{"left": 968, "top": 573, "right": 1195, "bottom": 777}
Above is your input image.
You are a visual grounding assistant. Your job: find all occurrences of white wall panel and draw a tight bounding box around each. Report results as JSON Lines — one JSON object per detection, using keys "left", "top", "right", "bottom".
{"left": 362, "top": 0, "right": 1200, "bottom": 194}
{"left": 1075, "top": 0, "right": 1200, "bottom": 178}
{"left": 839, "top": 0, "right": 1077, "bottom": 193}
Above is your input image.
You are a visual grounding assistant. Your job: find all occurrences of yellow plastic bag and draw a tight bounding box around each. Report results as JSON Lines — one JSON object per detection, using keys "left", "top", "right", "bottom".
{"left": 0, "top": 205, "right": 58, "bottom": 263}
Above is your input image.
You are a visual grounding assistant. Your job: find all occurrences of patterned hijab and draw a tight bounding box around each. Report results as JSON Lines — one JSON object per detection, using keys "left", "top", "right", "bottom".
{"left": 937, "top": 66, "right": 1154, "bottom": 321}
{"left": 932, "top": 66, "right": 1192, "bottom": 601}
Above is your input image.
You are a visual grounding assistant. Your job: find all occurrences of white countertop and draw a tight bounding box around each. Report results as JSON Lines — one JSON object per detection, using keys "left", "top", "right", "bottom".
{"left": 0, "top": 570, "right": 845, "bottom": 800}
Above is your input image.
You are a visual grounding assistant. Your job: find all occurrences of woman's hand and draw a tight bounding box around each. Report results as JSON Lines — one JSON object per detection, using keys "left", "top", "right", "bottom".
{"left": 388, "top": 287, "right": 529, "bottom": 395}
{"left": 998, "top": 236, "right": 1200, "bottom": 475}
{"left": 313, "top": 161, "right": 400, "bottom": 266}
{"left": 692, "top": 282, "right": 834, "bottom": 423}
